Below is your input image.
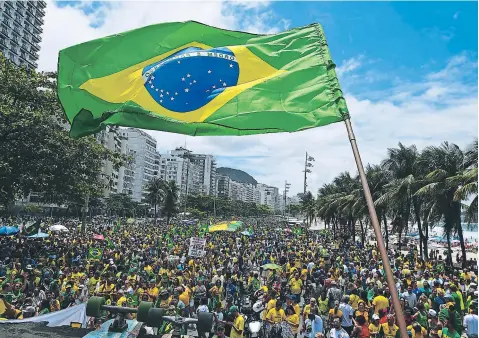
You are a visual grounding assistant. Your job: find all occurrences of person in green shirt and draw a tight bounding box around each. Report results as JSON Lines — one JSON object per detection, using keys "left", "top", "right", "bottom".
{"left": 441, "top": 321, "right": 461, "bottom": 338}
{"left": 438, "top": 302, "right": 462, "bottom": 335}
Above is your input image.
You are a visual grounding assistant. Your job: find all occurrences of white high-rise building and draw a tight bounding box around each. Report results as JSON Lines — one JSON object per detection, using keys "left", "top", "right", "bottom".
{"left": 123, "top": 128, "right": 159, "bottom": 202}
{"left": 190, "top": 154, "right": 216, "bottom": 195}
{"left": 256, "top": 183, "right": 280, "bottom": 211}
{"left": 0, "top": 1, "right": 46, "bottom": 69}
{"left": 96, "top": 126, "right": 122, "bottom": 196}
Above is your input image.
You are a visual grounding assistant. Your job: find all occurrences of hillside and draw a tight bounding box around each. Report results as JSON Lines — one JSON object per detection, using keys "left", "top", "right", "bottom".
{"left": 216, "top": 167, "right": 257, "bottom": 186}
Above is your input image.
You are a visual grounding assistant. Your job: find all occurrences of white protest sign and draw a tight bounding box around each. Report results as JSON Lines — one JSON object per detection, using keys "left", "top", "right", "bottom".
{"left": 188, "top": 237, "right": 206, "bottom": 257}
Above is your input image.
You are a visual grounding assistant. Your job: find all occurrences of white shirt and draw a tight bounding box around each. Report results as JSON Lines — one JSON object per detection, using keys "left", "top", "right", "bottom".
{"left": 329, "top": 327, "right": 350, "bottom": 338}
{"left": 464, "top": 314, "right": 478, "bottom": 335}
{"left": 338, "top": 303, "right": 354, "bottom": 327}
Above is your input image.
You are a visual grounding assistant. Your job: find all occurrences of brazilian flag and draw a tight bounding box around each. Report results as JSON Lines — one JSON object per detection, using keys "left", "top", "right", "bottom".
{"left": 293, "top": 227, "right": 302, "bottom": 236}
{"left": 88, "top": 247, "right": 104, "bottom": 260}
{"left": 198, "top": 223, "right": 208, "bottom": 237}
{"left": 58, "top": 21, "right": 348, "bottom": 138}
{"left": 127, "top": 294, "right": 139, "bottom": 307}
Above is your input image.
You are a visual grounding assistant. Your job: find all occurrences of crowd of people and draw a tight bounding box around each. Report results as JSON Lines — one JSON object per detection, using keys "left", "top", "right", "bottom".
{"left": 0, "top": 216, "right": 477, "bottom": 338}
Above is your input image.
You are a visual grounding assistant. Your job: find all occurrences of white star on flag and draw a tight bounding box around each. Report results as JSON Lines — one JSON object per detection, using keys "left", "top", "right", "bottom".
{"left": 155, "top": 89, "right": 158, "bottom": 92}
{"left": 160, "top": 94, "right": 163, "bottom": 98}
{"left": 151, "top": 76, "right": 155, "bottom": 80}
{"left": 166, "top": 92, "right": 169, "bottom": 95}
{"left": 229, "top": 64, "right": 233, "bottom": 68}
{"left": 181, "top": 77, "right": 185, "bottom": 81}
{"left": 160, "top": 90, "right": 163, "bottom": 92}
{"left": 223, "top": 82, "right": 227, "bottom": 86}
{"left": 160, "top": 100, "right": 162, "bottom": 103}
{"left": 208, "top": 70, "right": 212, "bottom": 74}
{"left": 175, "top": 92, "right": 178, "bottom": 95}
{"left": 212, "top": 85, "right": 216, "bottom": 89}
{"left": 171, "top": 97, "right": 174, "bottom": 101}
{"left": 193, "top": 80, "right": 196, "bottom": 83}
{"left": 185, "top": 88, "right": 189, "bottom": 92}
{"left": 187, "top": 74, "right": 191, "bottom": 77}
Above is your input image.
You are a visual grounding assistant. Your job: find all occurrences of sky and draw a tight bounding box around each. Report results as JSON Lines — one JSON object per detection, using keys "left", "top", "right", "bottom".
{"left": 38, "top": 1, "right": 478, "bottom": 195}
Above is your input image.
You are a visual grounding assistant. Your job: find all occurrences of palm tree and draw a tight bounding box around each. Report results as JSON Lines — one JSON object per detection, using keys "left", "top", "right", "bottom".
{"left": 300, "top": 191, "right": 316, "bottom": 226}
{"left": 162, "top": 180, "right": 179, "bottom": 225}
{"left": 145, "top": 177, "right": 164, "bottom": 225}
{"left": 415, "top": 142, "right": 466, "bottom": 266}
{"left": 376, "top": 143, "right": 421, "bottom": 254}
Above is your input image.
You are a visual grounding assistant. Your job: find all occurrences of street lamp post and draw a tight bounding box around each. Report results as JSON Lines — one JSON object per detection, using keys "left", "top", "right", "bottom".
{"left": 303, "top": 152, "right": 315, "bottom": 194}
{"left": 283, "top": 180, "right": 291, "bottom": 218}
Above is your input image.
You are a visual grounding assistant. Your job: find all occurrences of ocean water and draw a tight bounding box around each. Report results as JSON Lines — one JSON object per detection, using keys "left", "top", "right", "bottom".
{"left": 431, "top": 223, "right": 478, "bottom": 242}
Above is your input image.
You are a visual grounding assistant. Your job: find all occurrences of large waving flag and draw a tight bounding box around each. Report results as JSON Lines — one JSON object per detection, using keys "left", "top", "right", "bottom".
{"left": 58, "top": 21, "right": 348, "bottom": 138}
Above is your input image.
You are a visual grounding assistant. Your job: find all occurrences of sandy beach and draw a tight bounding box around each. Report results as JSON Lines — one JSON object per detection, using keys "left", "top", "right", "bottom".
{"left": 309, "top": 221, "right": 478, "bottom": 261}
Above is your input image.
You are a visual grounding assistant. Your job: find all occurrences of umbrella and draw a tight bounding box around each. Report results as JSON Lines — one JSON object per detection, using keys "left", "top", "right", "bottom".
{"left": 0, "top": 226, "right": 20, "bottom": 236}
{"left": 49, "top": 224, "right": 69, "bottom": 232}
{"left": 261, "top": 263, "right": 282, "bottom": 271}
{"left": 27, "top": 232, "right": 49, "bottom": 239}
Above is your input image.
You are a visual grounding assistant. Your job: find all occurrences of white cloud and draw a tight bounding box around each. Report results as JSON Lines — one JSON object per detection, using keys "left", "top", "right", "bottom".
{"left": 38, "top": 1, "right": 286, "bottom": 71}
{"left": 336, "top": 55, "right": 364, "bottom": 77}
{"left": 39, "top": 3, "right": 478, "bottom": 196}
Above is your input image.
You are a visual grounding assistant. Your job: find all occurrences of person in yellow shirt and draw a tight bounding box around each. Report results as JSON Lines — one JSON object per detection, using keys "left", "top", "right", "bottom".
{"left": 328, "top": 300, "right": 343, "bottom": 325}
{"left": 369, "top": 314, "right": 381, "bottom": 336}
{"left": 379, "top": 315, "right": 399, "bottom": 338}
{"left": 266, "top": 301, "right": 286, "bottom": 324}
{"left": 147, "top": 280, "right": 159, "bottom": 302}
{"left": 262, "top": 293, "right": 277, "bottom": 320}
{"left": 228, "top": 306, "right": 244, "bottom": 338}
{"left": 88, "top": 271, "right": 101, "bottom": 294}
{"left": 286, "top": 305, "right": 300, "bottom": 336}
{"left": 407, "top": 322, "right": 427, "bottom": 338}
{"left": 289, "top": 273, "right": 303, "bottom": 298}
{"left": 349, "top": 290, "right": 361, "bottom": 310}
{"left": 372, "top": 289, "right": 389, "bottom": 314}
{"left": 303, "top": 298, "right": 318, "bottom": 322}
{"left": 355, "top": 301, "right": 369, "bottom": 324}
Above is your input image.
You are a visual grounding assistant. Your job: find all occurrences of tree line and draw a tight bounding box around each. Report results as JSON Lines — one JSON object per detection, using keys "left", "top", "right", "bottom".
{"left": 0, "top": 54, "right": 123, "bottom": 214}
{"left": 300, "top": 140, "right": 477, "bottom": 268}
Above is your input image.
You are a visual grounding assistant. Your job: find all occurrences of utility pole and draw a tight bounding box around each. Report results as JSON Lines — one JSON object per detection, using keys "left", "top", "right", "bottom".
{"left": 284, "top": 180, "right": 291, "bottom": 218}
{"left": 303, "top": 151, "right": 315, "bottom": 194}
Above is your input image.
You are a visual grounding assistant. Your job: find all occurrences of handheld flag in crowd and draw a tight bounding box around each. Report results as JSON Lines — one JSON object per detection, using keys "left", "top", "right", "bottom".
{"left": 24, "top": 219, "right": 41, "bottom": 236}
{"left": 105, "top": 237, "right": 115, "bottom": 249}
{"left": 88, "top": 247, "right": 104, "bottom": 260}
{"left": 113, "top": 220, "right": 121, "bottom": 233}
{"left": 127, "top": 294, "right": 139, "bottom": 307}
{"left": 58, "top": 21, "right": 348, "bottom": 138}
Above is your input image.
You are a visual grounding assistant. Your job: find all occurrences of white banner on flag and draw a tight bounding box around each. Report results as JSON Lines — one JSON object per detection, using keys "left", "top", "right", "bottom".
{"left": 0, "top": 303, "right": 87, "bottom": 327}
{"left": 188, "top": 237, "right": 206, "bottom": 257}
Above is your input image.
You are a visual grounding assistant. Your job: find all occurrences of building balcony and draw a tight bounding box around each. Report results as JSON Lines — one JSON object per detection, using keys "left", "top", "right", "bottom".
{"left": 32, "top": 34, "right": 41, "bottom": 43}
{"left": 33, "top": 25, "right": 42, "bottom": 34}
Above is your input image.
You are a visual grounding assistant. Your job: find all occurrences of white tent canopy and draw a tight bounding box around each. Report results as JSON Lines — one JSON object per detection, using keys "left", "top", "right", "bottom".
{"left": 49, "top": 224, "right": 69, "bottom": 232}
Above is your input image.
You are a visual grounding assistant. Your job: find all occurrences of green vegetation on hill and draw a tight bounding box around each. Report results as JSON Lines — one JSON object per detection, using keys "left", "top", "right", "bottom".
{"left": 216, "top": 167, "right": 257, "bottom": 186}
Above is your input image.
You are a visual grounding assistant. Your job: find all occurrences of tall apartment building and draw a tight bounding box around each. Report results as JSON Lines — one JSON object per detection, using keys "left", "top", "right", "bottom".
{"left": 0, "top": 1, "right": 46, "bottom": 69}
{"left": 190, "top": 154, "right": 217, "bottom": 195}
{"left": 256, "top": 183, "right": 280, "bottom": 211}
{"left": 96, "top": 126, "right": 122, "bottom": 196}
{"left": 122, "top": 128, "right": 159, "bottom": 202}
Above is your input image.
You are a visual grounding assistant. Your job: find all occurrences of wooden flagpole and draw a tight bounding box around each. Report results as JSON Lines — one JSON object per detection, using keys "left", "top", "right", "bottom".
{"left": 344, "top": 118, "right": 408, "bottom": 338}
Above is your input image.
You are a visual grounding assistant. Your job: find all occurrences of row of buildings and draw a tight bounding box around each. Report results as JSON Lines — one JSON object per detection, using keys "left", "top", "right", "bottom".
{"left": 97, "top": 127, "right": 289, "bottom": 212}
{"left": 0, "top": 2, "right": 296, "bottom": 213}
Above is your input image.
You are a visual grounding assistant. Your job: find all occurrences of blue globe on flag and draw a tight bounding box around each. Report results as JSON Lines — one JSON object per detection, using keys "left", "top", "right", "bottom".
{"left": 142, "top": 47, "right": 240, "bottom": 113}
